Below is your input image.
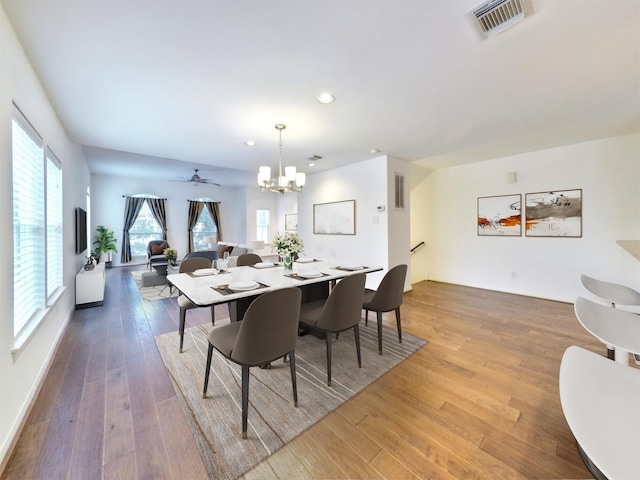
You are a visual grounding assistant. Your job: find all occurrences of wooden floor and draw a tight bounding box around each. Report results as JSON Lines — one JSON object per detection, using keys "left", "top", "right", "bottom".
{"left": 1, "top": 265, "right": 606, "bottom": 479}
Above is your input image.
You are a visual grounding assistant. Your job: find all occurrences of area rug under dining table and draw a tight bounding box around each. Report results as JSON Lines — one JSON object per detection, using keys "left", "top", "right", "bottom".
{"left": 155, "top": 320, "right": 427, "bottom": 479}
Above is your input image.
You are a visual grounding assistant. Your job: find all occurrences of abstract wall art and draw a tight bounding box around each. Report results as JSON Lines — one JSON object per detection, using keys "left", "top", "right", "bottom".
{"left": 285, "top": 213, "right": 297, "bottom": 231}
{"left": 525, "top": 189, "right": 582, "bottom": 237}
{"left": 477, "top": 194, "right": 522, "bottom": 236}
{"left": 313, "top": 199, "right": 356, "bottom": 235}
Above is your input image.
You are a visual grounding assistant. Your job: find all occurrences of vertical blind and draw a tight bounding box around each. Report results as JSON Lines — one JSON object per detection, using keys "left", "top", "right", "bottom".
{"left": 12, "top": 107, "right": 45, "bottom": 335}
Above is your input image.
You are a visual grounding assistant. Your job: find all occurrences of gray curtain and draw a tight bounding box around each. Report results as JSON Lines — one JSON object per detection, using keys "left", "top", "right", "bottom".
{"left": 187, "top": 201, "right": 204, "bottom": 253}
{"left": 205, "top": 201, "right": 222, "bottom": 242}
{"left": 120, "top": 196, "right": 145, "bottom": 263}
{"left": 146, "top": 198, "right": 168, "bottom": 240}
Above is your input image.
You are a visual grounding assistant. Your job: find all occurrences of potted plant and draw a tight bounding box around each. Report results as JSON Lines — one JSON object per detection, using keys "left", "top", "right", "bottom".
{"left": 93, "top": 225, "right": 118, "bottom": 266}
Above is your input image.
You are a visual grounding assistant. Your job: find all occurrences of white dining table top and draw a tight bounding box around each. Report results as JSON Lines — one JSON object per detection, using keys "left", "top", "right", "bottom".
{"left": 167, "top": 259, "right": 382, "bottom": 307}
{"left": 559, "top": 346, "right": 640, "bottom": 480}
{"left": 574, "top": 296, "right": 640, "bottom": 355}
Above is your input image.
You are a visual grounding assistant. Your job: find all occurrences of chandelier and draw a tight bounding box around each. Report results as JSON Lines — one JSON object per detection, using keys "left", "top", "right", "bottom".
{"left": 258, "top": 124, "right": 305, "bottom": 193}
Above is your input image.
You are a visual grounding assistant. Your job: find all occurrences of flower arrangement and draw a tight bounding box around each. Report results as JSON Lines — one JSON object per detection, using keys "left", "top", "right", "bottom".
{"left": 164, "top": 247, "right": 178, "bottom": 264}
{"left": 273, "top": 232, "right": 304, "bottom": 256}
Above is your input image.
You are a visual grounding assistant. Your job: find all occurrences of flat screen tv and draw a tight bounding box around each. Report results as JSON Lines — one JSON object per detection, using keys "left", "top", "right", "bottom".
{"left": 75, "top": 207, "right": 87, "bottom": 254}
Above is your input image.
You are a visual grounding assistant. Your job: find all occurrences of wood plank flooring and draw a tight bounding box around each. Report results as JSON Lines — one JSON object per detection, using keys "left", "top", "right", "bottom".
{"left": 1, "top": 266, "right": 609, "bottom": 479}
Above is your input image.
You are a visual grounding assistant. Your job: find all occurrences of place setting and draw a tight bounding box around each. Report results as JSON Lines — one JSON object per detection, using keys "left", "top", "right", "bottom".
{"left": 210, "top": 279, "right": 270, "bottom": 295}
{"left": 332, "top": 264, "right": 368, "bottom": 271}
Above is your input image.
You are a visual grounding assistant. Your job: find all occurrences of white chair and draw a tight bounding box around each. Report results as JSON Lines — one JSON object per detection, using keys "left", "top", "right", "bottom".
{"left": 580, "top": 274, "right": 640, "bottom": 363}
{"left": 574, "top": 297, "right": 640, "bottom": 366}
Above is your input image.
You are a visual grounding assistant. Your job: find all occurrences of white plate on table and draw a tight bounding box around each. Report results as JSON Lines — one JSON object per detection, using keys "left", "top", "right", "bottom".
{"left": 339, "top": 265, "right": 365, "bottom": 271}
{"left": 228, "top": 280, "right": 259, "bottom": 291}
{"left": 254, "top": 262, "right": 274, "bottom": 269}
{"left": 297, "top": 271, "right": 323, "bottom": 279}
{"left": 193, "top": 268, "right": 218, "bottom": 276}
{"left": 295, "top": 258, "right": 315, "bottom": 263}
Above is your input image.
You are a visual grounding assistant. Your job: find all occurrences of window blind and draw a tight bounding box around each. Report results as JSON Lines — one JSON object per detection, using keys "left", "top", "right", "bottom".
{"left": 46, "top": 149, "right": 63, "bottom": 299}
{"left": 12, "top": 105, "right": 45, "bottom": 335}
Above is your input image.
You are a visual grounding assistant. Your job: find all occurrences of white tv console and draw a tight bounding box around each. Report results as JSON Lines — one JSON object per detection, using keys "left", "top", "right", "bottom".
{"left": 75, "top": 262, "right": 105, "bottom": 308}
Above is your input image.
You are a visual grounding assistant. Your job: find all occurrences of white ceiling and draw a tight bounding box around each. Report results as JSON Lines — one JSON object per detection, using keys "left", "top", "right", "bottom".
{"left": 2, "top": 0, "right": 638, "bottom": 187}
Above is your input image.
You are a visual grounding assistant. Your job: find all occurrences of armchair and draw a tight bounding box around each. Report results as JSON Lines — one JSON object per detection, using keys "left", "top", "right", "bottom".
{"left": 147, "top": 240, "right": 169, "bottom": 270}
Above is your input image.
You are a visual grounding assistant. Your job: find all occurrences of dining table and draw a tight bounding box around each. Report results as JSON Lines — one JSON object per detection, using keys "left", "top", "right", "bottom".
{"left": 167, "top": 258, "right": 383, "bottom": 322}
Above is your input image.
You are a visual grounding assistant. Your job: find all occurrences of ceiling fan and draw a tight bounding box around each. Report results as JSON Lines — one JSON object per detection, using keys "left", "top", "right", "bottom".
{"left": 172, "top": 169, "right": 220, "bottom": 186}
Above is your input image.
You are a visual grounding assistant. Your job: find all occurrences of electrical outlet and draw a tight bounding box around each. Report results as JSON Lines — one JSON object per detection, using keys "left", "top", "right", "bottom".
{"left": 511, "top": 271, "right": 517, "bottom": 278}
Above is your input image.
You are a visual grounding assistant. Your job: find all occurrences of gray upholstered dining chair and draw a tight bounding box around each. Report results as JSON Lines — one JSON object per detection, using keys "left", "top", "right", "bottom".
{"left": 203, "top": 287, "right": 302, "bottom": 439}
{"left": 362, "top": 264, "right": 407, "bottom": 355}
{"left": 177, "top": 257, "right": 214, "bottom": 353}
{"left": 298, "top": 273, "right": 366, "bottom": 386}
{"left": 236, "top": 253, "right": 262, "bottom": 266}
{"left": 580, "top": 274, "right": 640, "bottom": 361}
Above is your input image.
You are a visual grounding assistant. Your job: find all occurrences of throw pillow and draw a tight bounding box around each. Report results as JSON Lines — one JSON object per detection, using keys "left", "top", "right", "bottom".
{"left": 151, "top": 242, "right": 168, "bottom": 255}
{"left": 217, "top": 245, "right": 233, "bottom": 257}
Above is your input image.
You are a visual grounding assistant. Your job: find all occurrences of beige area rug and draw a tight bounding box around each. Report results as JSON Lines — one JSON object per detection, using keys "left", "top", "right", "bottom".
{"left": 155, "top": 321, "right": 427, "bottom": 479}
{"left": 131, "top": 270, "right": 178, "bottom": 301}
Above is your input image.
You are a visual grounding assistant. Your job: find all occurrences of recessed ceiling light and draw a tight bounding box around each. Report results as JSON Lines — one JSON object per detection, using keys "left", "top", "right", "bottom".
{"left": 245, "top": 140, "right": 256, "bottom": 147}
{"left": 317, "top": 92, "right": 335, "bottom": 104}
{"left": 370, "top": 148, "right": 381, "bottom": 154}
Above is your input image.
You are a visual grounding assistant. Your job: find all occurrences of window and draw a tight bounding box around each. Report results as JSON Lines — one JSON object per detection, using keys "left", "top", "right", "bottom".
{"left": 192, "top": 207, "right": 218, "bottom": 251}
{"left": 129, "top": 201, "right": 162, "bottom": 256}
{"left": 46, "top": 149, "right": 63, "bottom": 298}
{"left": 256, "top": 209, "right": 270, "bottom": 243}
{"left": 12, "top": 104, "right": 63, "bottom": 340}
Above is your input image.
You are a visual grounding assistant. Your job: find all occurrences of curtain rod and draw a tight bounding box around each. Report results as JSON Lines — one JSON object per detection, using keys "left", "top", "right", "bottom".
{"left": 121, "top": 195, "right": 167, "bottom": 199}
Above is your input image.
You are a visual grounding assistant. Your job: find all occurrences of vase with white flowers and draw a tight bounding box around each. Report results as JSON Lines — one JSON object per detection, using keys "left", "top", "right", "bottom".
{"left": 163, "top": 247, "right": 178, "bottom": 266}
{"left": 273, "top": 232, "right": 304, "bottom": 270}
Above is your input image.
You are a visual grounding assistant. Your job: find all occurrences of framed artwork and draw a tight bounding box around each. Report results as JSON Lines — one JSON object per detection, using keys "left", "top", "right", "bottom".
{"left": 285, "top": 213, "right": 297, "bottom": 231}
{"left": 477, "top": 194, "right": 522, "bottom": 236}
{"left": 313, "top": 199, "right": 356, "bottom": 235}
{"left": 525, "top": 189, "right": 582, "bottom": 237}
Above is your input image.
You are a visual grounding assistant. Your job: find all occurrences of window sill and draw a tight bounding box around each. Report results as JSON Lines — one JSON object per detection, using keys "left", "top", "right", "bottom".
{"left": 12, "top": 286, "right": 67, "bottom": 362}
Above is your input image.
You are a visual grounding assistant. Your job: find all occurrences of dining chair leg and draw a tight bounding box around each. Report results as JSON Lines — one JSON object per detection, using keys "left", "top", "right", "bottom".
{"left": 179, "top": 308, "right": 187, "bottom": 353}
{"left": 210, "top": 305, "right": 215, "bottom": 325}
{"left": 325, "top": 334, "right": 333, "bottom": 386}
{"left": 395, "top": 307, "right": 402, "bottom": 343}
{"left": 241, "top": 365, "right": 250, "bottom": 439}
{"left": 376, "top": 311, "right": 383, "bottom": 355}
{"left": 289, "top": 350, "right": 298, "bottom": 407}
{"left": 354, "top": 324, "right": 362, "bottom": 368}
{"left": 365, "top": 309, "right": 369, "bottom": 326}
{"left": 203, "top": 343, "right": 214, "bottom": 398}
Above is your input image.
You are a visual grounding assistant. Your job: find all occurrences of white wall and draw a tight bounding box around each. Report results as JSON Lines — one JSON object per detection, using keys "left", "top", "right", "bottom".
{"left": 298, "top": 155, "right": 411, "bottom": 290}
{"left": 410, "top": 133, "right": 640, "bottom": 303}
{"left": 0, "top": 5, "right": 91, "bottom": 463}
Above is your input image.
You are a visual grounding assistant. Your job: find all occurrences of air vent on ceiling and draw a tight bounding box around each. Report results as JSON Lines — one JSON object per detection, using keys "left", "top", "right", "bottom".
{"left": 472, "top": 0, "right": 527, "bottom": 37}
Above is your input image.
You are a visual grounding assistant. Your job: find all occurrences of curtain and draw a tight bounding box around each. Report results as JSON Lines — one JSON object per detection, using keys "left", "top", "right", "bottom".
{"left": 120, "top": 196, "right": 145, "bottom": 263}
{"left": 146, "top": 198, "right": 168, "bottom": 240}
{"left": 187, "top": 201, "right": 204, "bottom": 253}
{"left": 205, "top": 201, "right": 222, "bottom": 242}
